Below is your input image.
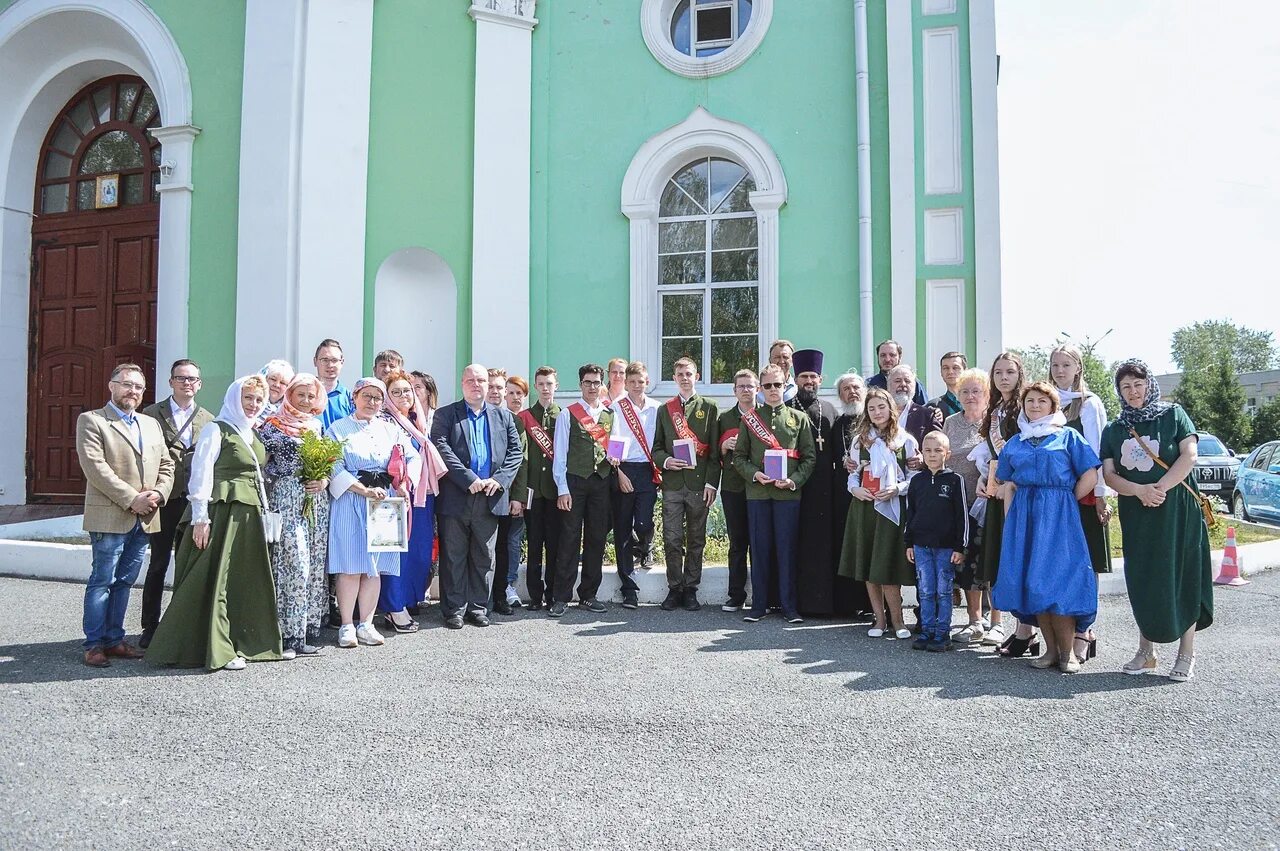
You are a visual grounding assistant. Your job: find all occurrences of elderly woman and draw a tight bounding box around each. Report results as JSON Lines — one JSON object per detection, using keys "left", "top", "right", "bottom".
{"left": 838, "top": 387, "right": 919, "bottom": 639}
{"left": 327, "top": 377, "right": 419, "bottom": 648}
{"left": 260, "top": 373, "right": 330, "bottom": 658}
{"left": 376, "top": 369, "right": 444, "bottom": 633}
{"left": 1050, "top": 344, "right": 1112, "bottom": 663}
{"left": 147, "top": 376, "right": 283, "bottom": 670}
{"left": 943, "top": 367, "right": 992, "bottom": 644}
{"left": 1101, "top": 360, "right": 1212, "bottom": 682}
{"left": 992, "top": 383, "right": 1100, "bottom": 673}
{"left": 260, "top": 359, "right": 296, "bottom": 419}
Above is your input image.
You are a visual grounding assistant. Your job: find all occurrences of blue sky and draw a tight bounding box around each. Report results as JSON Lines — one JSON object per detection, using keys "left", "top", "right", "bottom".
{"left": 994, "top": 0, "right": 1280, "bottom": 373}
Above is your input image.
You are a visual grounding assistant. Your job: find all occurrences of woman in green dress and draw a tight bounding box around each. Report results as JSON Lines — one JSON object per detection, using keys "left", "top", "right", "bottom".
{"left": 146, "top": 376, "right": 283, "bottom": 671}
{"left": 1101, "top": 359, "right": 1212, "bottom": 682}
{"left": 838, "top": 387, "right": 919, "bottom": 640}
{"left": 1049, "top": 344, "right": 1113, "bottom": 664}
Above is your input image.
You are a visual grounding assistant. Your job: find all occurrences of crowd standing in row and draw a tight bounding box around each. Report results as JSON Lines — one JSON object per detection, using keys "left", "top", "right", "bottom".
{"left": 74, "top": 337, "right": 1213, "bottom": 681}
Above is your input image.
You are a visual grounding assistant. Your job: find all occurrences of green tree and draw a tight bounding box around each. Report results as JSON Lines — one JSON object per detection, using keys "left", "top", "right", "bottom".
{"left": 1252, "top": 398, "right": 1280, "bottom": 447}
{"left": 1170, "top": 320, "right": 1278, "bottom": 373}
{"left": 1179, "top": 357, "right": 1251, "bottom": 448}
{"left": 1011, "top": 333, "right": 1119, "bottom": 419}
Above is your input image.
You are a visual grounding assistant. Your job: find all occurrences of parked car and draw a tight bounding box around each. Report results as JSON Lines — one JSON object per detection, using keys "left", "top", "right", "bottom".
{"left": 1192, "top": 432, "right": 1241, "bottom": 513}
{"left": 1233, "top": 440, "right": 1280, "bottom": 524}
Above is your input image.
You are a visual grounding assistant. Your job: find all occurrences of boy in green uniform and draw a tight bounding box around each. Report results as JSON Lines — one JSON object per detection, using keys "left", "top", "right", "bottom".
{"left": 733, "top": 363, "right": 816, "bottom": 623}
{"left": 651, "top": 357, "right": 721, "bottom": 611}
{"left": 716, "top": 369, "right": 758, "bottom": 612}
{"left": 518, "top": 366, "right": 562, "bottom": 610}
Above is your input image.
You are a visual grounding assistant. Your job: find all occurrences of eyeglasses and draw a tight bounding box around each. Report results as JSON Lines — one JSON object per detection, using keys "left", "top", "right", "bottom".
{"left": 112, "top": 381, "right": 145, "bottom": 392}
{"left": 761, "top": 382, "right": 784, "bottom": 390}
{"left": 388, "top": 389, "right": 413, "bottom": 398}
{"left": 316, "top": 357, "right": 343, "bottom": 366}
{"left": 580, "top": 380, "right": 603, "bottom": 387}
{"left": 171, "top": 376, "right": 200, "bottom": 384}
{"left": 735, "top": 385, "right": 757, "bottom": 392}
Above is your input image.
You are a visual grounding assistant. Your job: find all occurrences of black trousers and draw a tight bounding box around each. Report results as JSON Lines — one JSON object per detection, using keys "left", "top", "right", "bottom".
{"left": 611, "top": 461, "right": 657, "bottom": 593}
{"left": 438, "top": 494, "right": 499, "bottom": 618}
{"left": 553, "top": 472, "right": 610, "bottom": 604}
{"left": 525, "top": 496, "right": 561, "bottom": 606}
{"left": 720, "top": 488, "right": 750, "bottom": 605}
{"left": 141, "top": 495, "right": 187, "bottom": 633}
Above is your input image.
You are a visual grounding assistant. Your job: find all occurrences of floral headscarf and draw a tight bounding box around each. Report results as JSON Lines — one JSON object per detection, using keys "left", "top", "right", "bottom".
{"left": 265, "top": 372, "right": 324, "bottom": 438}
{"left": 1113, "top": 358, "right": 1173, "bottom": 429}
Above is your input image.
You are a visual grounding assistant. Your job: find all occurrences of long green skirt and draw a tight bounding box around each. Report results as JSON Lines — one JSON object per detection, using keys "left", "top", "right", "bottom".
{"left": 975, "top": 497, "right": 1004, "bottom": 585}
{"left": 837, "top": 497, "right": 915, "bottom": 586}
{"left": 1080, "top": 500, "right": 1113, "bottom": 574}
{"left": 146, "top": 500, "right": 283, "bottom": 669}
{"left": 1117, "top": 487, "right": 1213, "bottom": 643}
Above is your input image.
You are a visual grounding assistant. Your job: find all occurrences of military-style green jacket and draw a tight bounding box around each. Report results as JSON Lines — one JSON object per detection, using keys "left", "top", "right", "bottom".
{"left": 521, "top": 401, "right": 560, "bottom": 501}
{"left": 510, "top": 415, "right": 529, "bottom": 505}
{"left": 732, "top": 403, "right": 817, "bottom": 501}
{"left": 716, "top": 406, "right": 749, "bottom": 494}
{"left": 651, "top": 394, "right": 721, "bottom": 491}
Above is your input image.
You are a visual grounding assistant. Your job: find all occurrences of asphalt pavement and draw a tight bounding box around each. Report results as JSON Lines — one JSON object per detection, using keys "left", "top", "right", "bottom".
{"left": 1, "top": 570, "right": 1277, "bottom": 850}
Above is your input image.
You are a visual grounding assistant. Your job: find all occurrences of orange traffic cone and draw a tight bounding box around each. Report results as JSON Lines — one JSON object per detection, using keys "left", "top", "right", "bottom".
{"left": 1215, "top": 526, "right": 1249, "bottom": 587}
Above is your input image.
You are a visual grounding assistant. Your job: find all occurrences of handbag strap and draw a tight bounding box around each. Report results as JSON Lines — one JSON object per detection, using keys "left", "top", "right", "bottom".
{"left": 1127, "top": 427, "right": 1202, "bottom": 503}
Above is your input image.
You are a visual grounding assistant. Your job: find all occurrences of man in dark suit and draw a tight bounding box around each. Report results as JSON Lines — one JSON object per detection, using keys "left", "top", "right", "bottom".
{"left": 430, "top": 363, "right": 523, "bottom": 629}
{"left": 867, "top": 339, "right": 928, "bottom": 406}
{"left": 137, "top": 358, "right": 215, "bottom": 648}
{"left": 889, "top": 364, "right": 943, "bottom": 458}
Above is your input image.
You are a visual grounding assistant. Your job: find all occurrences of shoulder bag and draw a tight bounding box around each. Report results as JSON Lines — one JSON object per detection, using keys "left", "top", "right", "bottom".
{"left": 232, "top": 430, "right": 283, "bottom": 543}
{"left": 1128, "top": 427, "right": 1217, "bottom": 530}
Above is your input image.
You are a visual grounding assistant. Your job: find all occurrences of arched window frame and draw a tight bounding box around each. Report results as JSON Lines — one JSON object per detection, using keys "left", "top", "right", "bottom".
{"left": 622, "top": 107, "right": 786, "bottom": 395}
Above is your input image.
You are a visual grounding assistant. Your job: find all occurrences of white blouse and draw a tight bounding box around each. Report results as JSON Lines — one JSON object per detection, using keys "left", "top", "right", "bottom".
{"left": 187, "top": 421, "right": 259, "bottom": 525}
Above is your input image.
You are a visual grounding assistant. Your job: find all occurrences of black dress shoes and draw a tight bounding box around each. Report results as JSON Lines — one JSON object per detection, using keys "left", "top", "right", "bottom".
{"left": 493, "top": 600, "right": 514, "bottom": 616}
{"left": 465, "top": 612, "right": 491, "bottom": 627}
{"left": 444, "top": 615, "right": 464, "bottom": 630}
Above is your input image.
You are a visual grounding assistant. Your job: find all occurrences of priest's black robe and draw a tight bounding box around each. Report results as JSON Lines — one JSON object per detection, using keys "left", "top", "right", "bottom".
{"left": 788, "top": 395, "right": 844, "bottom": 616}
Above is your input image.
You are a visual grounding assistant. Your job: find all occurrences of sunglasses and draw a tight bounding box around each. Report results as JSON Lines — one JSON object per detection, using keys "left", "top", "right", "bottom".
{"left": 761, "top": 382, "right": 784, "bottom": 390}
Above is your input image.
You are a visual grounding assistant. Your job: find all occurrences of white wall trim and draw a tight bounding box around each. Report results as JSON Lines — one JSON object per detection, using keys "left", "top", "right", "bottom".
{"left": 621, "top": 107, "right": 786, "bottom": 392}
{"left": 469, "top": 0, "right": 537, "bottom": 379}
{"left": 640, "top": 0, "right": 772, "bottom": 79}
{"left": 924, "top": 278, "right": 965, "bottom": 399}
{"left": 922, "top": 26, "right": 963, "bottom": 196}
{"left": 374, "top": 248, "right": 459, "bottom": 405}
{"left": 923, "top": 207, "right": 963, "bottom": 266}
{"left": 922, "top": 0, "right": 957, "bottom": 15}
{"left": 0, "top": 0, "right": 193, "bottom": 504}
{"left": 969, "top": 0, "right": 1003, "bottom": 367}
{"left": 886, "top": 0, "right": 917, "bottom": 373}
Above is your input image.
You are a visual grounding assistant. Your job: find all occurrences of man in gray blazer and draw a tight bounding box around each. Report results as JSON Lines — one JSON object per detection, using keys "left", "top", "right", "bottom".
{"left": 76, "top": 363, "right": 175, "bottom": 668}
{"left": 138, "top": 358, "right": 215, "bottom": 648}
{"left": 430, "top": 363, "right": 523, "bottom": 629}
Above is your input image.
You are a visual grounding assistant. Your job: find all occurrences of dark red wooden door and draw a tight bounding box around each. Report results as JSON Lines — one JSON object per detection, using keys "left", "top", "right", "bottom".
{"left": 28, "top": 77, "right": 161, "bottom": 502}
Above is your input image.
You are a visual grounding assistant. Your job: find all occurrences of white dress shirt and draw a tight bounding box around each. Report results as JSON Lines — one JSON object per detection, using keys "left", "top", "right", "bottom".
{"left": 552, "top": 397, "right": 608, "bottom": 496}
{"left": 170, "top": 397, "right": 197, "bottom": 448}
{"left": 608, "top": 394, "right": 660, "bottom": 463}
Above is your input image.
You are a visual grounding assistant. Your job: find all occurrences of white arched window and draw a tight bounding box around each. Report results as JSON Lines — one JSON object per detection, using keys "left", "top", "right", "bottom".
{"left": 657, "top": 157, "right": 758, "bottom": 384}
{"left": 622, "top": 107, "right": 786, "bottom": 392}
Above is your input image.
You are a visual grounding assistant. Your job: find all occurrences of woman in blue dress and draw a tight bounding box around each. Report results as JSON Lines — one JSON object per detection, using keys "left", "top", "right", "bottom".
{"left": 376, "top": 369, "right": 444, "bottom": 633}
{"left": 992, "top": 382, "right": 1101, "bottom": 673}
{"left": 326, "top": 377, "right": 420, "bottom": 649}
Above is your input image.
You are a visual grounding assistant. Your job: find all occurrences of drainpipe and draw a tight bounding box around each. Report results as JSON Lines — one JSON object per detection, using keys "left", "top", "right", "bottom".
{"left": 854, "top": 0, "right": 875, "bottom": 376}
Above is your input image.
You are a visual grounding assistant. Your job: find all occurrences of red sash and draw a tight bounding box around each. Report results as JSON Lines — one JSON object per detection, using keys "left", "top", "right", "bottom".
{"left": 718, "top": 427, "right": 739, "bottom": 451}
{"left": 618, "top": 398, "right": 662, "bottom": 484}
{"left": 665, "top": 397, "right": 709, "bottom": 457}
{"left": 740, "top": 407, "right": 801, "bottom": 459}
{"left": 518, "top": 409, "right": 554, "bottom": 460}
{"left": 568, "top": 402, "right": 610, "bottom": 451}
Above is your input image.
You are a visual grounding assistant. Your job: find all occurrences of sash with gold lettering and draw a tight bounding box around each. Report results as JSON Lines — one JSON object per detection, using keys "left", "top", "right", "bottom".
{"left": 665, "top": 397, "right": 709, "bottom": 457}
{"left": 617, "top": 398, "right": 662, "bottom": 484}
{"left": 740, "top": 407, "right": 801, "bottom": 459}
{"left": 518, "top": 409, "right": 554, "bottom": 461}
{"left": 568, "top": 402, "right": 610, "bottom": 451}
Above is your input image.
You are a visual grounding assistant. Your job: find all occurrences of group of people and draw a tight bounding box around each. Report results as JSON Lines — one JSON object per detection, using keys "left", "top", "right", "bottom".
{"left": 74, "top": 335, "right": 1214, "bottom": 682}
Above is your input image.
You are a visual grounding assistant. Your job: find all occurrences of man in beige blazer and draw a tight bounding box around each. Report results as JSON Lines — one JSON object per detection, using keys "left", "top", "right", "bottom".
{"left": 137, "top": 358, "right": 214, "bottom": 647}
{"left": 76, "top": 363, "right": 174, "bottom": 668}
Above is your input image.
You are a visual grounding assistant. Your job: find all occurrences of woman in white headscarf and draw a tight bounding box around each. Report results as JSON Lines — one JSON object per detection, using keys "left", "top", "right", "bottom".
{"left": 147, "top": 376, "right": 284, "bottom": 671}
{"left": 259, "top": 359, "right": 296, "bottom": 420}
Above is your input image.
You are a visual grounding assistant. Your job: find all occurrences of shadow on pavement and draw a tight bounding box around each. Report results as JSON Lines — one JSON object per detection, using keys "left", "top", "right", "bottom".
{"left": 0, "top": 639, "right": 217, "bottom": 684}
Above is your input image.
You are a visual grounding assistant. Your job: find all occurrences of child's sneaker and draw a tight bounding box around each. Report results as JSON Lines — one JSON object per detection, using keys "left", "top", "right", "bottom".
{"left": 927, "top": 639, "right": 953, "bottom": 652}
{"left": 910, "top": 636, "right": 930, "bottom": 651}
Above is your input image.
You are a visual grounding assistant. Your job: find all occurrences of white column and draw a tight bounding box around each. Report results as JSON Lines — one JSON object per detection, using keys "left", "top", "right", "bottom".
{"left": 150, "top": 123, "right": 200, "bottom": 375}
{"left": 234, "top": 0, "right": 374, "bottom": 376}
{"left": 469, "top": 0, "right": 537, "bottom": 378}
{"left": 969, "top": 0, "right": 1003, "bottom": 367}
{"left": 886, "top": 0, "right": 917, "bottom": 373}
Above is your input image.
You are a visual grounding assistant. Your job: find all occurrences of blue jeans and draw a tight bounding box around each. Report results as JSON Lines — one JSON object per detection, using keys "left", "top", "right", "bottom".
{"left": 84, "top": 521, "right": 149, "bottom": 649}
{"left": 913, "top": 546, "right": 956, "bottom": 642}
{"left": 506, "top": 515, "right": 525, "bottom": 585}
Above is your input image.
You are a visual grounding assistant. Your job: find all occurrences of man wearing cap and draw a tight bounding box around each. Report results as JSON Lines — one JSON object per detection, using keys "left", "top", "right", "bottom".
{"left": 787, "top": 348, "right": 844, "bottom": 616}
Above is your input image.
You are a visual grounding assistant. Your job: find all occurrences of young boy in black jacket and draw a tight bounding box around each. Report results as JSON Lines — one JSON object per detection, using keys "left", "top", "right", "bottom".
{"left": 904, "top": 432, "right": 969, "bottom": 651}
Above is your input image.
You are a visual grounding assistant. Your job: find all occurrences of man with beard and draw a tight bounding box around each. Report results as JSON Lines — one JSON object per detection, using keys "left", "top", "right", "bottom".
{"left": 831, "top": 372, "right": 872, "bottom": 617}
{"left": 866, "top": 339, "right": 927, "bottom": 406}
{"left": 889, "top": 364, "right": 943, "bottom": 448}
{"left": 786, "top": 348, "right": 842, "bottom": 616}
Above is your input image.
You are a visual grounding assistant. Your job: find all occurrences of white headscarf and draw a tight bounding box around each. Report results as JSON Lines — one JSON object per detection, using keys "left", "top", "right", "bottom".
{"left": 1017, "top": 410, "right": 1066, "bottom": 439}
{"left": 216, "top": 376, "right": 265, "bottom": 440}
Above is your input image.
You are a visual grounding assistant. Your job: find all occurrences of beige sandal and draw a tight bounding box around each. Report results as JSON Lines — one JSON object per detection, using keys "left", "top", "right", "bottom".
{"left": 1169, "top": 653, "right": 1196, "bottom": 682}
{"left": 1122, "top": 649, "right": 1158, "bottom": 675}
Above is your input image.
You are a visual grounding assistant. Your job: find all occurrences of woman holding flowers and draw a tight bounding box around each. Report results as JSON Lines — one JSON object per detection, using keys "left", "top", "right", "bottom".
{"left": 327, "top": 377, "right": 419, "bottom": 649}
{"left": 376, "top": 369, "right": 446, "bottom": 632}
{"left": 260, "top": 372, "right": 337, "bottom": 658}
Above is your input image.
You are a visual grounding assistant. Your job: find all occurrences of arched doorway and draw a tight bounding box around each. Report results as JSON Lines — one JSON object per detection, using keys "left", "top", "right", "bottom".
{"left": 28, "top": 75, "right": 161, "bottom": 502}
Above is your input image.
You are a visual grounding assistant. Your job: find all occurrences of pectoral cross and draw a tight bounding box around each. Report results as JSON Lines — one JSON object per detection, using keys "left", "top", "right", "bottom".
{"left": 815, "top": 432, "right": 825, "bottom": 452}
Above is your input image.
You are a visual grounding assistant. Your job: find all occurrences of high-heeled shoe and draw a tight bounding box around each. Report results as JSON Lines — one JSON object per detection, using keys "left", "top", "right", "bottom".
{"left": 999, "top": 633, "right": 1041, "bottom": 659}
{"left": 1073, "top": 634, "right": 1097, "bottom": 663}
{"left": 1169, "top": 653, "right": 1196, "bottom": 682}
{"left": 1122, "top": 648, "right": 1158, "bottom": 675}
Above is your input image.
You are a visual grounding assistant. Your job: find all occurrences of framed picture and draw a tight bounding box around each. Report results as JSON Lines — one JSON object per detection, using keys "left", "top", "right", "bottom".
{"left": 366, "top": 496, "right": 409, "bottom": 552}
{"left": 94, "top": 174, "right": 119, "bottom": 209}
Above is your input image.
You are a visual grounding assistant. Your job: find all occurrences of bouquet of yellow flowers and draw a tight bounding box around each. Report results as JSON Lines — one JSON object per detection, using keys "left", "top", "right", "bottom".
{"left": 298, "top": 429, "right": 344, "bottom": 527}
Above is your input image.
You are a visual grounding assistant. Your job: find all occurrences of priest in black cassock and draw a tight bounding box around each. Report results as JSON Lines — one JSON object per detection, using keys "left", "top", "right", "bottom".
{"left": 787, "top": 349, "right": 843, "bottom": 616}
